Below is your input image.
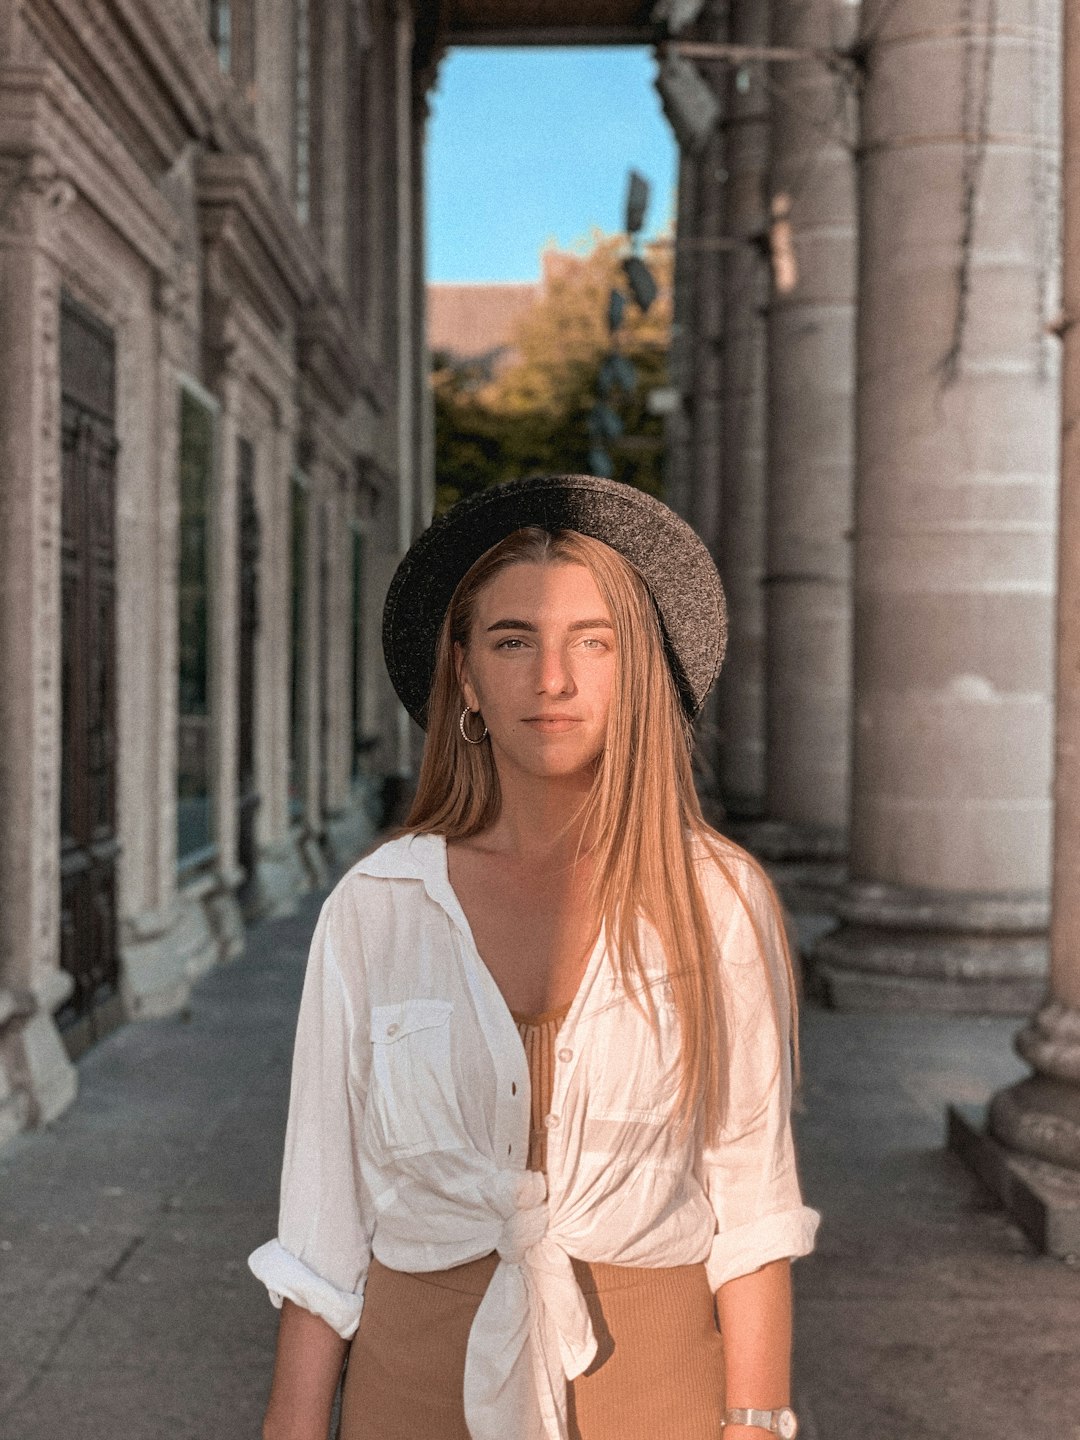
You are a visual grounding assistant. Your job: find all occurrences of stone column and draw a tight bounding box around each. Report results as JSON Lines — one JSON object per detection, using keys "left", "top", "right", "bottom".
{"left": 412, "top": 86, "right": 436, "bottom": 528}
{"left": 664, "top": 147, "right": 699, "bottom": 522}
{"left": 0, "top": 160, "right": 77, "bottom": 1139}
{"left": 321, "top": 475, "right": 354, "bottom": 819}
{"left": 948, "top": 0, "right": 1080, "bottom": 1254}
{"left": 689, "top": 34, "right": 727, "bottom": 568}
{"left": 760, "top": 0, "right": 858, "bottom": 867}
{"left": 199, "top": 344, "right": 247, "bottom": 959}
{"left": 656, "top": 4, "right": 729, "bottom": 802}
{"left": 393, "top": 0, "right": 417, "bottom": 775}
{"left": 302, "top": 458, "right": 324, "bottom": 846}
{"left": 254, "top": 400, "right": 308, "bottom": 915}
{"left": 716, "top": 0, "right": 771, "bottom": 818}
{"left": 811, "top": 0, "right": 1061, "bottom": 1011}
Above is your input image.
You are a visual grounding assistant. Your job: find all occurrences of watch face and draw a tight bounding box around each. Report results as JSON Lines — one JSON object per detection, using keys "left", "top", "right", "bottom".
{"left": 777, "top": 1409, "right": 798, "bottom": 1440}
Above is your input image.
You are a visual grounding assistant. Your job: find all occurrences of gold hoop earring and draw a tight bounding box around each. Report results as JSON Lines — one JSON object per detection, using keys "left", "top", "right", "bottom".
{"left": 459, "top": 706, "right": 488, "bottom": 745}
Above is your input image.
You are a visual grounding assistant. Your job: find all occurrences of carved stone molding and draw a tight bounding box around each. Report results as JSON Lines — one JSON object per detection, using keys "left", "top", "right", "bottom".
{"left": 0, "top": 153, "right": 74, "bottom": 240}
{"left": 20, "top": 0, "right": 226, "bottom": 171}
{"left": 299, "top": 283, "right": 367, "bottom": 416}
{"left": 0, "top": 65, "right": 182, "bottom": 271}
{"left": 30, "top": 264, "right": 62, "bottom": 986}
{"left": 989, "top": 1074, "right": 1080, "bottom": 1172}
{"left": 197, "top": 151, "right": 318, "bottom": 336}
{"left": 1016, "top": 1000, "right": 1080, "bottom": 1086}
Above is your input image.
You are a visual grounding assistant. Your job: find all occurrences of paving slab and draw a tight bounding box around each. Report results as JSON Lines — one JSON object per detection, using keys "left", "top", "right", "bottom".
{"left": 791, "top": 1009, "right": 1080, "bottom": 1440}
{"left": 1, "top": 892, "right": 1078, "bottom": 1439}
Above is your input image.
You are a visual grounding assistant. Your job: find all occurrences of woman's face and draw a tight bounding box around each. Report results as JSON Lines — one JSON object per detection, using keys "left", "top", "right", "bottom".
{"left": 454, "top": 560, "right": 616, "bottom": 781}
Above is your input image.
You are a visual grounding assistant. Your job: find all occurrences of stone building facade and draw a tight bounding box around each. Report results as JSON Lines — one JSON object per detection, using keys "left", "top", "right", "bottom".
{"left": 0, "top": 0, "right": 433, "bottom": 1143}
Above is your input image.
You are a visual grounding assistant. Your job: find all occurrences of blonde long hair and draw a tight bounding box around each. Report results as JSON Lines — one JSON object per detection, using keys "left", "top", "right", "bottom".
{"left": 402, "top": 526, "right": 801, "bottom": 1148}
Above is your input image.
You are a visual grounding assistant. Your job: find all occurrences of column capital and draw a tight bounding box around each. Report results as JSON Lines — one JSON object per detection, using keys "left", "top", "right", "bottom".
{"left": 0, "top": 156, "right": 76, "bottom": 242}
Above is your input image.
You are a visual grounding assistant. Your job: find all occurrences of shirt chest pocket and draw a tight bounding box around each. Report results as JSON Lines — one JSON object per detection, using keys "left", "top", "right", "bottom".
{"left": 587, "top": 990, "right": 680, "bottom": 1127}
{"left": 368, "top": 999, "right": 459, "bottom": 1158}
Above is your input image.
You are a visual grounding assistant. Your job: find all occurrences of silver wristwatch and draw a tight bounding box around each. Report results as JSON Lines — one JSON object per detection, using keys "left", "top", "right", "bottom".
{"left": 721, "top": 1406, "right": 798, "bottom": 1439}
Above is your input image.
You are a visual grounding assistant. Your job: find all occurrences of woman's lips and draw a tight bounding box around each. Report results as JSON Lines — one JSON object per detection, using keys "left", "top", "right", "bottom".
{"left": 523, "top": 717, "right": 581, "bottom": 732}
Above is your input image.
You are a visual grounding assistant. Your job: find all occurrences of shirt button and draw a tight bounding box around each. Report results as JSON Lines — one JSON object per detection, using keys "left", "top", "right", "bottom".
{"left": 544, "top": 1113, "right": 560, "bottom": 1129}
{"left": 386, "top": 1022, "right": 399, "bottom": 1037}
{"left": 558, "top": 1047, "right": 573, "bottom": 1063}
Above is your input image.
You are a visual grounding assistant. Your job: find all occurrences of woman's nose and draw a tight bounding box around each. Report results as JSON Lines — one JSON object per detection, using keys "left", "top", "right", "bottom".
{"left": 536, "top": 645, "right": 573, "bottom": 694}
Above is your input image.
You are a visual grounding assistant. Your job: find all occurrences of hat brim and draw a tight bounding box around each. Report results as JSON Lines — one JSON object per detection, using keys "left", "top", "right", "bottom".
{"left": 382, "top": 474, "right": 727, "bottom": 728}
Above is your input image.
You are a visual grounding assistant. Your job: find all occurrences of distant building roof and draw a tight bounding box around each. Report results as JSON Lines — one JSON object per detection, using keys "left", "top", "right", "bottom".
{"left": 428, "top": 282, "right": 539, "bottom": 373}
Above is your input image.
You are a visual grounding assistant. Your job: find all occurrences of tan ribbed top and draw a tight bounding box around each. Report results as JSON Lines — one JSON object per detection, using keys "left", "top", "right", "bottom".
{"left": 510, "top": 1000, "right": 572, "bottom": 1174}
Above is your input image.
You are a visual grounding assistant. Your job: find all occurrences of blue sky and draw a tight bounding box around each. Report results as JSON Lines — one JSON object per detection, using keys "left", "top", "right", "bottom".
{"left": 426, "top": 48, "right": 678, "bottom": 283}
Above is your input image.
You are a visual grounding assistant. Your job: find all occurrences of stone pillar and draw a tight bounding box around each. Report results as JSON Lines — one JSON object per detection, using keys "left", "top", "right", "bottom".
{"left": 200, "top": 349, "right": 247, "bottom": 960}
{"left": 321, "top": 475, "right": 354, "bottom": 820}
{"left": 689, "top": 32, "right": 726, "bottom": 568}
{"left": 254, "top": 401, "right": 308, "bottom": 915}
{"left": 664, "top": 147, "right": 699, "bottom": 522}
{"left": 0, "top": 161, "right": 77, "bottom": 1139}
{"left": 760, "top": 0, "right": 858, "bottom": 868}
{"left": 653, "top": 9, "right": 727, "bottom": 806}
{"left": 811, "top": 0, "right": 1061, "bottom": 1011}
{"left": 948, "top": 0, "right": 1080, "bottom": 1253}
{"left": 716, "top": 0, "right": 771, "bottom": 818}
{"left": 121, "top": 291, "right": 232, "bottom": 1018}
{"left": 412, "top": 85, "right": 436, "bottom": 528}
{"left": 393, "top": 0, "right": 417, "bottom": 775}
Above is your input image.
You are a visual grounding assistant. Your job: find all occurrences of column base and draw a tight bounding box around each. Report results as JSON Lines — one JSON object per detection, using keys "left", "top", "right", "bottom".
{"left": 204, "top": 866, "right": 246, "bottom": 963}
{"left": 724, "top": 818, "right": 848, "bottom": 918}
{"left": 298, "top": 829, "right": 332, "bottom": 890}
{"left": 724, "top": 818, "right": 847, "bottom": 864}
{"left": 807, "top": 883, "right": 1049, "bottom": 1013}
{"left": 0, "top": 970, "right": 78, "bottom": 1142}
{"left": 249, "top": 836, "right": 311, "bottom": 920}
{"left": 948, "top": 1102, "right": 1080, "bottom": 1259}
{"left": 120, "top": 874, "right": 223, "bottom": 1021}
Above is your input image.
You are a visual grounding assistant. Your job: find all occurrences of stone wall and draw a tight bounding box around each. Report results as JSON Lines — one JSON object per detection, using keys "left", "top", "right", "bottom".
{"left": 0, "top": 0, "right": 431, "bottom": 1145}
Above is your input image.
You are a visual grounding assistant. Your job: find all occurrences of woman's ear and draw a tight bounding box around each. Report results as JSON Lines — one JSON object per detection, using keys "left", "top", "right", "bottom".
{"left": 453, "top": 641, "right": 478, "bottom": 712}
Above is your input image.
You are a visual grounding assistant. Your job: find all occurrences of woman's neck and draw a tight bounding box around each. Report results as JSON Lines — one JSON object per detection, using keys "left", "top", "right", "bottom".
{"left": 482, "top": 765, "right": 596, "bottom": 864}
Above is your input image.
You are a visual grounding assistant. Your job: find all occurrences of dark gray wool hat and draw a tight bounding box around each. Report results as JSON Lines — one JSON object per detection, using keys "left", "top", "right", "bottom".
{"left": 381, "top": 473, "right": 727, "bottom": 728}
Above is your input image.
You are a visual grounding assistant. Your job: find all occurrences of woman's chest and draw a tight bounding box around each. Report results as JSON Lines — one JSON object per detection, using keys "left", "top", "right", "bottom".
{"left": 446, "top": 857, "right": 600, "bottom": 1016}
{"left": 361, "top": 906, "right": 683, "bottom": 1167}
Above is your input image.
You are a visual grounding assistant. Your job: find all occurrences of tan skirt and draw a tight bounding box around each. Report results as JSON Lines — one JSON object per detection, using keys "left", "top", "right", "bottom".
{"left": 338, "top": 1251, "right": 726, "bottom": 1440}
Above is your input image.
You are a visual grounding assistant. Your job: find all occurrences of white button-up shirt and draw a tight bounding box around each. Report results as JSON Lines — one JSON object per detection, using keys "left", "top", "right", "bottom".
{"left": 249, "top": 830, "right": 821, "bottom": 1440}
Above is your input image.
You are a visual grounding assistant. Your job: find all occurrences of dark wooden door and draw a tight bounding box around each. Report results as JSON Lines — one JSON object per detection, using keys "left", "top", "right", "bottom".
{"left": 58, "top": 294, "right": 122, "bottom": 1057}
{"left": 236, "top": 437, "right": 261, "bottom": 902}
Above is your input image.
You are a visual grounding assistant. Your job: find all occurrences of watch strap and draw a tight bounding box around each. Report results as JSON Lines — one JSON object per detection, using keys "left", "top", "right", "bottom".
{"left": 724, "top": 1409, "right": 778, "bottom": 1431}
{"left": 722, "top": 1406, "right": 797, "bottom": 1436}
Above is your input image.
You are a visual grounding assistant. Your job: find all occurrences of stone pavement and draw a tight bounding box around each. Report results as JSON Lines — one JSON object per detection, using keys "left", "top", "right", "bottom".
{"left": 2, "top": 887, "right": 1079, "bottom": 1440}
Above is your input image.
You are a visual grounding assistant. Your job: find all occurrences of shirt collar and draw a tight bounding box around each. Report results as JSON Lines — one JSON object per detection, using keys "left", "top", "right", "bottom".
{"left": 351, "top": 831, "right": 473, "bottom": 936}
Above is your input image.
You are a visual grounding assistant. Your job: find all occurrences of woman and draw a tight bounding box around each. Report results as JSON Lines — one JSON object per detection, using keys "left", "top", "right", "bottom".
{"left": 250, "top": 474, "right": 821, "bottom": 1440}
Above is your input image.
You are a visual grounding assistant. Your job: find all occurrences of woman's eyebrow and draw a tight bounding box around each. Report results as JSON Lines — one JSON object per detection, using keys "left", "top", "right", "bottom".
{"left": 485, "top": 617, "right": 614, "bottom": 632}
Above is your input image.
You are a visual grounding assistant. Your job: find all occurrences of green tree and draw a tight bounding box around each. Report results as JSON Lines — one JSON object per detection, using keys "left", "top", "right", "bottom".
{"left": 432, "top": 230, "right": 672, "bottom": 514}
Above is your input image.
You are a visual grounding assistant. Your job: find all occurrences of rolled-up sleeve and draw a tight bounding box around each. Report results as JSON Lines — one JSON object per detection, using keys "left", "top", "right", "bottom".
{"left": 699, "top": 855, "right": 821, "bottom": 1292}
{"left": 248, "top": 885, "right": 372, "bottom": 1338}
